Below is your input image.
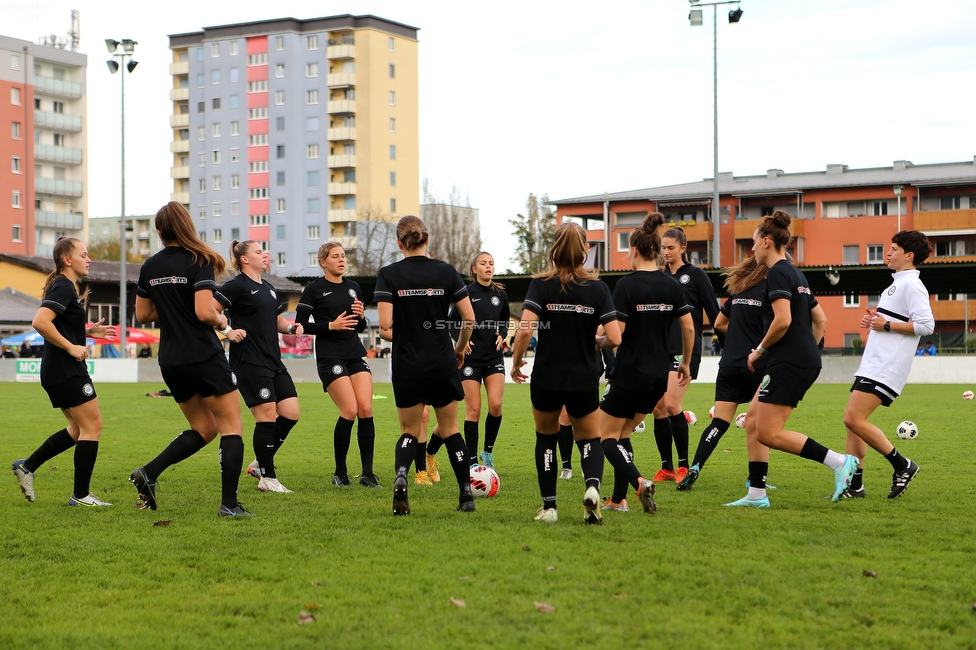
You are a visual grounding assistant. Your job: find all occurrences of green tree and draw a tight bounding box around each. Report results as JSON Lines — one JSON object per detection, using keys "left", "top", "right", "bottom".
{"left": 87, "top": 238, "right": 142, "bottom": 263}
{"left": 509, "top": 193, "right": 555, "bottom": 273}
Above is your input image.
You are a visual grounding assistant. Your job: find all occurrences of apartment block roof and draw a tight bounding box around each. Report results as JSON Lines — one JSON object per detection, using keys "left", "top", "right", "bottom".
{"left": 0, "top": 288, "right": 41, "bottom": 328}
{"left": 170, "top": 14, "right": 419, "bottom": 47}
{"left": 553, "top": 158, "right": 976, "bottom": 206}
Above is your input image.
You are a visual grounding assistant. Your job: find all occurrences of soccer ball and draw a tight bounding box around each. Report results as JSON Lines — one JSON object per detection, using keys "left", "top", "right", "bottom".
{"left": 896, "top": 421, "right": 919, "bottom": 440}
{"left": 684, "top": 410, "right": 697, "bottom": 426}
{"left": 735, "top": 413, "right": 747, "bottom": 429}
{"left": 632, "top": 419, "right": 646, "bottom": 434}
{"left": 964, "top": 390, "right": 974, "bottom": 401}
{"left": 708, "top": 406, "right": 715, "bottom": 419}
{"left": 469, "top": 465, "right": 500, "bottom": 497}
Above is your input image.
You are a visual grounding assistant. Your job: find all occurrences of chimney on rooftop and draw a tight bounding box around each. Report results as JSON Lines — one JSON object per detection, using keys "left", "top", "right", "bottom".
{"left": 893, "top": 160, "right": 913, "bottom": 172}
{"left": 767, "top": 169, "right": 784, "bottom": 179}
{"left": 826, "top": 164, "right": 848, "bottom": 175}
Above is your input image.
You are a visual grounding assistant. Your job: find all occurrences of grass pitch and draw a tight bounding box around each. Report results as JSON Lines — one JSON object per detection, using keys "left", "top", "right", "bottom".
{"left": 1, "top": 381, "right": 975, "bottom": 649}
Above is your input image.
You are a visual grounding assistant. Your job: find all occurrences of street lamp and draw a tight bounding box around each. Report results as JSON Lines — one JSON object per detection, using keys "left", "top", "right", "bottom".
{"left": 688, "top": 0, "right": 743, "bottom": 268}
{"left": 106, "top": 38, "right": 138, "bottom": 356}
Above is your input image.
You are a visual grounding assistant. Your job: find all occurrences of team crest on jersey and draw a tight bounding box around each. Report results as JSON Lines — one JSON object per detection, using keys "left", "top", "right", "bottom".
{"left": 491, "top": 296, "right": 500, "bottom": 306}
{"left": 679, "top": 274, "right": 691, "bottom": 284}
{"left": 259, "top": 388, "right": 271, "bottom": 399}
{"left": 797, "top": 286, "right": 812, "bottom": 295}
{"left": 332, "top": 364, "right": 344, "bottom": 375}
{"left": 462, "top": 366, "right": 474, "bottom": 377}
{"left": 761, "top": 374, "right": 771, "bottom": 389}
{"left": 231, "top": 372, "right": 238, "bottom": 385}
{"left": 673, "top": 354, "right": 683, "bottom": 362}
{"left": 887, "top": 286, "right": 896, "bottom": 295}
{"left": 348, "top": 289, "right": 357, "bottom": 298}
{"left": 82, "top": 383, "right": 94, "bottom": 396}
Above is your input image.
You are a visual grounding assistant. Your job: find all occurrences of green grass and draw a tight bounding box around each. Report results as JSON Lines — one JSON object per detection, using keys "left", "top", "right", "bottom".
{"left": 1, "top": 382, "right": 975, "bottom": 649}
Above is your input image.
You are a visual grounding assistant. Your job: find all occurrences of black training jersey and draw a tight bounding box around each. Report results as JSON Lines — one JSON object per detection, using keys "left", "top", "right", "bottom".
{"left": 719, "top": 280, "right": 767, "bottom": 370}
{"left": 448, "top": 282, "right": 510, "bottom": 365}
{"left": 665, "top": 263, "right": 720, "bottom": 357}
{"left": 763, "top": 259, "right": 821, "bottom": 368}
{"left": 609, "top": 270, "right": 692, "bottom": 390}
{"left": 296, "top": 277, "right": 367, "bottom": 360}
{"left": 136, "top": 247, "right": 224, "bottom": 367}
{"left": 374, "top": 256, "right": 468, "bottom": 379}
{"left": 523, "top": 277, "right": 617, "bottom": 393}
{"left": 39, "top": 275, "right": 88, "bottom": 385}
{"left": 215, "top": 273, "right": 285, "bottom": 371}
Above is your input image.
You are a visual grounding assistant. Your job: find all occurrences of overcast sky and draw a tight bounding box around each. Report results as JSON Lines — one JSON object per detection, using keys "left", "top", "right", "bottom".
{"left": 9, "top": 0, "right": 976, "bottom": 271}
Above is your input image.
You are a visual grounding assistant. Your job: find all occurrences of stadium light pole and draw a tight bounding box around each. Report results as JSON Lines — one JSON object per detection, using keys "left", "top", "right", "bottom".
{"left": 893, "top": 185, "right": 903, "bottom": 232}
{"left": 689, "top": 0, "right": 743, "bottom": 268}
{"left": 106, "top": 38, "right": 138, "bottom": 355}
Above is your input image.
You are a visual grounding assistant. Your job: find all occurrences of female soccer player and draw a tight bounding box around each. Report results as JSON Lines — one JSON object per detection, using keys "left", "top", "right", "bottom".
{"left": 726, "top": 211, "right": 858, "bottom": 508}
{"left": 426, "top": 251, "right": 509, "bottom": 469}
{"left": 129, "top": 201, "right": 250, "bottom": 517}
{"left": 678, "top": 255, "right": 768, "bottom": 491}
{"left": 843, "top": 230, "right": 933, "bottom": 499}
{"left": 374, "top": 215, "right": 476, "bottom": 515}
{"left": 651, "top": 227, "right": 720, "bottom": 484}
{"left": 511, "top": 222, "right": 621, "bottom": 524}
{"left": 214, "top": 240, "right": 302, "bottom": 494}
{"left": 599, "top": 213, "right": 694, "bottom": 514}
{"left": 11, "top": 237, "right": 116, "bottom": 507}
{"left": 296, "top": 242, "right": 381, "bottom": 489}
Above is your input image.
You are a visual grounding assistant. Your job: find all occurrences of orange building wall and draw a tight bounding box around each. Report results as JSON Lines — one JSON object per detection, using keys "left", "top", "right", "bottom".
{"left": 0, "top": 79, "right": 34, "bottom": 256}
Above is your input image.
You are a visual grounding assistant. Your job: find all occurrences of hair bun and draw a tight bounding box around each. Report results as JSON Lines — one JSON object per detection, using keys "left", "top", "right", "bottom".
{"left": 771, "top": 210, "right": 792, "bottom": 228}
{"left": 643, "top": 212, "right": 665, "bottom": 231}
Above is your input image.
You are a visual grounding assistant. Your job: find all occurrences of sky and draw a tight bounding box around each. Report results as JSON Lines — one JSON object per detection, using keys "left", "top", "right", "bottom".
{"left": 8, "top": 0, "right": 976, "bottom": 272}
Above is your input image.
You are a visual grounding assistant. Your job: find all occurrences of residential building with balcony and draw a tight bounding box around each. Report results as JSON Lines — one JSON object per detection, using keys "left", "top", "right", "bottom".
{"left": 168, "top": 14, "right": 419, "bottom": 276}
{"left": 1, "top": 34, "right": 87, "bottom": 257}
{"left": 552, "top": 158, "right": 976, "bottom": 349}
{"left": 88, "top": 214, "right": 163, "bottom": 259}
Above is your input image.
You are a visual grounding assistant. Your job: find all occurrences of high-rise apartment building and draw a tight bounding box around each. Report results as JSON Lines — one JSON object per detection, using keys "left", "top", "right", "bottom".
{"left": 0, "top": 35, "right": 87, "bottom": 257}
{"left": 168, "top": 15, "right": 419, "bottom": 276}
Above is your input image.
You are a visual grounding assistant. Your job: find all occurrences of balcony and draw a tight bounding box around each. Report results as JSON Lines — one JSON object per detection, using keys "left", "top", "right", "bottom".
{"left": 329, "top": 209, "right": 357, "bottom": 222}
{"left": 170, "top": 114, "right": 189, "bottom": 128}
{"left": 169, "top": 61, "right": 189, "bottom": 75}
{"left": 170, "top": 140, "right": 190, "bottom": 153}
{"left": 35, "top": 178, "right": 83, "bottom": 197}
{"left": 34, "top": 75, "right": 82, "bottom": 98}
{"left": 328, "top": 182, "right": 357, "bottom": 195}
{"left": 170, "top": 166, "right": 189, "bottom": 179}
{"left": 670, "top": 221, "right": 713, "bottom": 242}
{"left": 169, "top": 87, "right": 189, "bottom": 101}
{"left": 327, "top": 127, "right": 356, "bottom": 141}
{"left": 170, "top": 192, "right": 190, "bottom": 204}
{"left": 326, "top": 44, "right": 356, "bottom": 59}
{"left": 327, "top": 100, "right": 356, "bottom": 114}
{"left": 734, "top": 218, "right": 805, "bottom": 239}
{"left": 326, "top": 73, "right": 356, "bottom": 87}
{"left": 930, "top": 300, "right": 971, "bottom": 321}
{"left": 34, "top": 210, "right": 83, "bottom": 229}
{"left": 915, "top": 208, "right": 976, "bottom": 234}
{"left": 34, "top": 144, "right": 82, "bottom": 164}
{"left": 34, "top": 110, "right": 82, "bottom": 131}
{"left": 327, "top": 155, "right": 356, "bottom": 168}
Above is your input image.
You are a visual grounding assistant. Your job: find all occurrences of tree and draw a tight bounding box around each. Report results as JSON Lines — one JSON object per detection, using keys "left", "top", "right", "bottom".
{"left": 344, "top": 206, "right": 400, "bottom": 276}
{"left": 87, "top": 238, "right": 142, "bottom": 263}
{"left": 509, "top": 192, "right": 555, "bottom": 273}
{"left": 422, "top": 178, "right": 482, "bottom": 274}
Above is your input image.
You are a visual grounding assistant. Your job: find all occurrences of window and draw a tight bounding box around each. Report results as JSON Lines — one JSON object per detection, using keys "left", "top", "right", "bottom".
{"left": 249, "top": 160, "right": 269, "bottom": 173}
{"left": 249, "top": 187, "right": 269, "bottom": 199}
{"left": 276, "top": 145, "right": 285, "bottom": 159}
{"left": 212, "top": 202, "right": 222, "bottom": 217}
{"left": 13, "top": 225, "right": 22, "bottom": 241}
{"left": 843, "top": 245, "right": 859, "bottom": 265}
{"left": 229, "top": 41, "right": 239, "bottom": 56}
{"left": 389, "top": 145, "right": 396, "bottom": 160}
{"left": 275, "top": 63, "right": 285, "bottom": 78}
{"left": 199, "top": 231, "right": 207, "bottom": 242}
{"left": 389, "top": 91, "right": 395, "bottom": 106}
{"left": 389, "top": 118, "right": 396, "bottom": 133}
{"left": 231, "top": 227, "right": 240, "bottom": 239}
{"left": 249, "top": 214, "right": 268, "bottom": 226}
{"left": 197, "top": 74, "right": 205, "bottom": 87}
{"left": 248, "top": 134, "right": 268, "bottom": 146}
{"left": 872, "top": 201, "right": 888, "bottom": 216}
{"left": 306, "top": 62, "right": 318, "bottom": 77}
{"left": 308, "top": 252, "right": 317, "bottom": 267}
{"left": 388, "top": 36, "right": 395, "bottom": 52}
{"left": 197, "top": 101, "right": 205, "bottom": 113}
{"left": 247, "top": 53, "right": 267, "bottom": 66}
{"left": 196, "top": 48, "right": 204, "bottom": 62}
{"left": 198, "top": 153, "right": 206, "bottom": 166}
{"left": 390, "top": 198, "right": 396, "bottom": 213}
{"left": 211, "top": 70, "right": 221, "bottom": 84}
{"left": 617, "top": 231, "right": 631, "bottom": 252}
{"left": 343, "top": 170, "right": 356, "bottom": 182}
{"left": 11, "top": 87, "right": 20, "bottom": 105}
{"left": 867, "top": 244, "right": 884, "bottom": 264}
{"left": 213, "top": 229, "right": 222, "bottom": 243}
{"left": 307, "top": 35, "right": 318, "bottom": 50}
{"left": 52, "top": 101, "right": 64, "bottom": 113}
{"left": 34, "top": 97, "right": 41, "bottom": 109}
{"left": 212, "top": 149, "right": 222, "bottom": 164}
{"left": 212, "top": 97, "right": 221, "bottom": 110}
{"left": 212, "top": 176, "right": 221, "bottom": 190}
{"left": 231, "top": 174, "right": 240, "bottom": 189}
{"left": 276, "top": 225, "right": 286, "bottom": 240}
{"left": 276, "top": 171, "right": 285, "bottom": 186}
{"left": 10, "top": 53, "right": 20, "bottom": 70}
{"left": 277, "top": 252, "right": 286, "bottom": 266}
{"left": 230, "top": 121, "right": 239, "bottom": 136}
{"left": 12, "top": 156, "right": 20, "bottom": 173}
{"left": 212, "top": 123, "right": 221, "bottom": 137}
{"left": 12, "top": 122, "right": 21, "bottom": 139}
{"left": 230, "top": 201, "right": 240, "bottom": 216}
{"left": 229, "top": 68, "right": 239, "bottom": 83}
{"left": 230, "top": 147, "right": 240, "bottom": 162}
{"left": 229, "top": 94, "right": 239, "bottom": 109}
{"left": 390, "top": 172, "right": 396, "bottom": 187}
{"left": 867, "top": 294, "right": 879, "bottom": 308}
{"left": 306, "top": 89, "right": 319, "bottom": 105}
{"left": 53, "top": 133, "right": 65, "bottom": 146}
{"left": 275, "top": 90, "right": 285, "bottom": 105}
{"left": 308, "top": 225, "right": 320, "bottom": 239}
{"left": 248, "top": 107, "right": 268, "bottom": 119}
{"left": 198, "top": 179, "right": 206, "bottom": 192}
{"left": 389, "top": 64, "right": 395, "bottom": 78}
{"left": 274, "top": 36, "right": 285, "bottom": 51}
{"left": 248, "top": 80, "right": 268, "bottom": 93}
{"left": 844, "top": 293, "right": 861, "bottom": 308}
{"left": 260, "top": 241, "right": 269, "bottom": 251}
{"left": 306, "top": 117, "right": 320, "bottom": 131}
{"left": 307, "top": 170, "right": 319, "bottom": 186}
{"left": 307, "top": 198, "right": 320, "bottom": 213}
{"left": 276, "top": 117, "right": 285, "bottom": 131}
{"left": 344, "top": 143, "right": 355, "bottom": 155}
{"left": 941, "top": 196, "right": 961, "bottom": 210}
{"left": 211, "top": 43, "right": 220, "bottom": 57}
{"left": 307, "top": 143, "right": 320, "bottom": 159}
{"left": 276, "top": 199, "right": 286, "bottom": 213}
{"left": 12, "top": 190, "right": 21, "bottom": 207}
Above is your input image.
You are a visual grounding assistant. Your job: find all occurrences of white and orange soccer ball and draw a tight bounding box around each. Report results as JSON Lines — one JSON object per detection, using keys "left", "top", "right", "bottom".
{"left": 735, "top": 413, "right": 747, "bottom": 428}
{"left": 684, "top": 410, "right": 697, "bottom": 426}
{"left": 469, "top": 465, "right": 500, "bottom": 497}
{"left": 964, "top": 390, "right": 974, "bottom": 401}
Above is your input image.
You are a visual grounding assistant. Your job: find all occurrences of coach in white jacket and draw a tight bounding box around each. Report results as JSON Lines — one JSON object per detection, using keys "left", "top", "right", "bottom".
{"left": 842, "top": 230, "right": 935, "bottom": 500}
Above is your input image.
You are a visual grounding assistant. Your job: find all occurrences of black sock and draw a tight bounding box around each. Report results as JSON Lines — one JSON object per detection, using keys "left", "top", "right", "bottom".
{"left": 483, "top": 414, "right": 502, "bottom": 454}
{"left": 357, "top": 417, "right": 375, "bottom": 475}
{"left": 253, "top": 421, "right": 276, "bottom": 479}
{"left": 25, "top": 428, "right": 75, "bottom": 473}
{"left": 748, "top": 461, "right": 768, "bottom": 490}
{"left": 415, "top": 441, "right": 427, "bottom": 472}
{"left": 612, "top": 439, "right": 635, "bottom": 502}
{"left": 426, "top": 435, "right": 444, "bottom": 457}
{"left": 72, "top": 440, "right": 98, "bottom": 497}
{"left": 394, "top": 434, "right": 417, "bottom": 476}
{"left": 463, "top": 420, "right": 479, "bottom": 465}
{"left": 145, "top": 430, "right": 207, "bottom": 480}
{"left": 536, "top": 432, "right": 559, "bottom": 509}
{"left": 884, "top": 447, "right": 910, "bottom": 472}
{"left": 443, "top": 433, "right": 474, "bottom": 502}
{"left": 850, "top": 467, "right": 864, "bottom": 491}
{"left": 799, "top": 437, "right": 829, "bottom": 464}
{"left": 218, "top": 435, "right": 244, "bottom": 508}
{"left": 603, "top": 438, "right": 641, "bottom": 491}
{"left": 653, "top": 418, "right": 674, "bottom": 471}
{"left": 333, "top": 417, "right": 354, "bottom": 475}
{"left": 692, "top": 418, "right": 730, "bottom": 469}
{"left": 669, "top": 413, "right": 689, "bottom": 468}
{"left": 557, "top": 424, "right": 574, "bottom": 469}
{"left": 576, "top": 437, "right": 604, "bottom": 490}
{"left": 273, "top": 416, "right": 298, "bottom": 452}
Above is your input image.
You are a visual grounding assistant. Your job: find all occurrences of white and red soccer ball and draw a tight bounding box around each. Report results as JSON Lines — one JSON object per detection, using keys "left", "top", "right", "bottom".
{"left": 469, "top": 465, "right": 499, "bottom": 497}
{"left": 684, "top": 410, "right": 697, "bottom": 426}
{"left": 964, "top": 390, "right": 974, "bottom": 401}
{"left": 734, "top": 413, "right": 747, "bottom": 428}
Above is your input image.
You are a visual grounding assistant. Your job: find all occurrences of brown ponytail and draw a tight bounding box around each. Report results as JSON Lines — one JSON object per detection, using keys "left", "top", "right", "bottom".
{"left": 229, "top": 239, "right": 256, "bottom": 273}
{"left": 41, "top": 236, "right": 87, "bottom": 301}
{"left": 630, "top": 212, "right": 665, "bottom": 261}
{"left": 723, "top": 255, "right": 768, "bottom": 295}
{"left": 757, "top": 210, "right": 792, "bottom": 249}
{"left": 396, "top": 215, "right": 429, "bottom": 251}
{"left": 534, "top": 222, "right": 596, "bottom": 290}
{"left": 663, "top": 226, "right": 690, "bottom": 264}
{"left": 154, "top": 201, "right": 226, "bottom": 276}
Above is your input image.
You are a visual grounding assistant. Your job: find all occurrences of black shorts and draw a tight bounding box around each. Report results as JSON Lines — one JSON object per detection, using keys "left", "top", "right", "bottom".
{"left": 317, "top": 358, "right": 371, "bottom": 391}
{"left": 531, "top": 385, "right": 600, "bottom": 419}
{"left": 715, "top": 365, "right": 764, "bottom": 404}
{"left": 44, "top": 374, "right": 96, "bottom": 409}
{"left": 161, "top": 352, "right": 238, "bottom": 403}
{"left": 850, "top": 376, "right": 898, "bottom": 408}
{"left": 392, "top": 372, "right": 464, "bottom": 409}
{"left": 460, "top": 361, "right": 505, "bottom": 384}
{"left": 670, "top": 353, "right": 702, "bottom": 380}
{"left": 237, "top": 363, "right": 298, "bottom": 408}
{"left": 600, "top": 380, "right": 667, "bottom": 420}
{"left": 757, "top": 363, "right": 820, "bottom": 408}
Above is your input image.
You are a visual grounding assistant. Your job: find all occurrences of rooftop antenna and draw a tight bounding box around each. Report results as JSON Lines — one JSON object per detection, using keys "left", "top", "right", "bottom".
{"left": 69, "top": 10, "right": 80, "bottom": 51}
